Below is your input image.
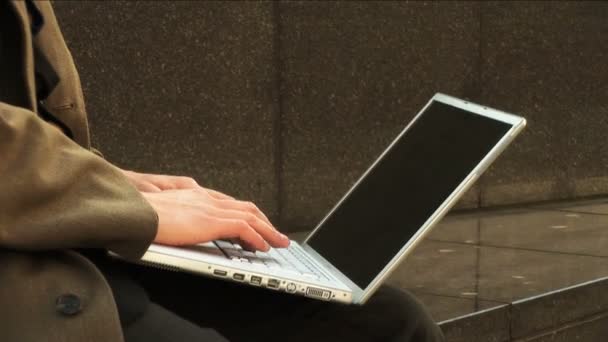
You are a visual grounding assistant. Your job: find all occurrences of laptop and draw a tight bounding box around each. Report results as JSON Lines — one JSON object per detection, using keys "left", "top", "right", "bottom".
{"left": 124, "top": 93, "right": 526, "bottom": 304}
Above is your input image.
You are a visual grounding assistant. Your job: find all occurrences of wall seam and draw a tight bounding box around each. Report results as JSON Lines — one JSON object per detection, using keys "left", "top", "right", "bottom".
{"left": 474, "top": 218, "right": 481, "bottom": 312}
{"left": 271, "top": 2, "right": 285, "bottom": 229}
{"left": 476, "top": 0, "right": 485, "bottom": 209}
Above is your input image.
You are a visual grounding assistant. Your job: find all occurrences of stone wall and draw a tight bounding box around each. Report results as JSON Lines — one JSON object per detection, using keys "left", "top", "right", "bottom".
{"left": 53, "top": 1, "right": 608, "bottom": 232}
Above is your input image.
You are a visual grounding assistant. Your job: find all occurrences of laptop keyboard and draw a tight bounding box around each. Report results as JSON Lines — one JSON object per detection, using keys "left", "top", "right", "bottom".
{"left": 213, "top": 240, "right": 329, "bottom": 281}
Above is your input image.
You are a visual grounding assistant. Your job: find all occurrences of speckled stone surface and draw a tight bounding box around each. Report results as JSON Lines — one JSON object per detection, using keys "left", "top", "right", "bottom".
{"left": 558, "top": 197, "right": 608, "bottom": 215}
{"left": 510, "top": 277, "right": 608, "bottom": 340}
{"left": 426, "top": 214, "right": 480, "bottom": 244}
{"left": 478, "top": 1, "right": 608, "bottom": 206}
{"left": 520, "top": 315, "right": 608, "bottom": 342}
{"left": 388, "top": 198, "right": 608, "bottom": 325}
{"left": 480, "top": 209, "right": 608, "bottom": 256}
{"left": 277, "top": 1, "right": 480, "bottom": 230}
{"left": 414, "top": 293, "right": 503, "bottom": 323}
{"left": 439, "top": 305, "right": 511, "bottom": 342}
{"left": 52, "top": 2, "right": 281, "bottom": 219}
{"left": 388, "top": 240, "right": 478, "bottom": 298}
{"left": 51, "top": 1, "right": 608, "bottom": 232}
{"left": 477, "top": 246, "right": 608, "bottom": 303}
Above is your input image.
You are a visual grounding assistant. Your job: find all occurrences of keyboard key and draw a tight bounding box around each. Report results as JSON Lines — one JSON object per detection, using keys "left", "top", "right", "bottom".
{"left": 214, "top": 240, "right": 234, "bottom": 249}
{"left": 216, "top": 242, "right": 329, "bottom": 281}
{"left": 225, "top": 250, "right": 243, "bottom": 258}
{"left": 182, "top": 244, "right": 226, "bottom": 257}
{"left": 241, "top": 251, "right": 257, "bottom": 258}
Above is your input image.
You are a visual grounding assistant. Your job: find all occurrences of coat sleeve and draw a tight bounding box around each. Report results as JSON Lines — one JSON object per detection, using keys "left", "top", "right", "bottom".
{"left": 0, "top": 101, "right": 158, "bottom": 259}
{"left": 90, "top": 147, "right": 105, "bottom": 159}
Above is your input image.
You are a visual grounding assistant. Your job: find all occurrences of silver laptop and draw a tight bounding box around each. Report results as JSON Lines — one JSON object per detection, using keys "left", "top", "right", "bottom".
{"left": 128, "top": 93, "right": 526, "bottom": 304}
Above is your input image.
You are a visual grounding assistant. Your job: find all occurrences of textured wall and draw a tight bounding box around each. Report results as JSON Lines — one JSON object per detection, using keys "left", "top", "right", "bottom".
{"left": 477, "top": 1, "right": 608, "bottom": 206}
{"left": 53, "top": 1, "right": 281, "bottom": 221}
{"left": 277, "top": 2, "right": 480, "bottom": 230}
{"left": 52, "top": 1, "right": 608, "bottom": 232}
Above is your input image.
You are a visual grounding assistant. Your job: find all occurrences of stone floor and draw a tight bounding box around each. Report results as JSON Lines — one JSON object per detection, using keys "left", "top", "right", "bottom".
{"left": 290, "top": 197, "right": 608, "bottom": 324}
{"left": 386, "top": 197, "right": 608, "bottom": 323}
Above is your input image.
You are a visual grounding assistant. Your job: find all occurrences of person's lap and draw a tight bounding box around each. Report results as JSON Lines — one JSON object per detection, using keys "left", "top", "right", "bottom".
{"left": 123, "top": 303, "right": 229, "bottom": 342}
{"left": 101, "top": 258, "right": 444, "bottom": 342}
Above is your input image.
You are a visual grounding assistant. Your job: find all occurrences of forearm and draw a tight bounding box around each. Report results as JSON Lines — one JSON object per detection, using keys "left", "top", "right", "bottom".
{"left": 0, "top": 102, "right": 158, "bottom": 259}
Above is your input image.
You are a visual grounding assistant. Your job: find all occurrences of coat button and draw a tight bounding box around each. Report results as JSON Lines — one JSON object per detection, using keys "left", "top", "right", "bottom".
{"left": 55, "top": 294, "right": 82, "bottom": 316}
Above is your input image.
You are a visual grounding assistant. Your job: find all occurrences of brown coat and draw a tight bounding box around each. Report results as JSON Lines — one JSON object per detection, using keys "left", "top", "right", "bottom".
{"left": 0, "top": 2, "right": 158, "bottom": 341}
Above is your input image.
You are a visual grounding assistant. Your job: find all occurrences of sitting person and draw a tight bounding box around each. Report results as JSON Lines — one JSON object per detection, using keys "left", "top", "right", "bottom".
{"left": 0, "top": 1, "right": 445, "bottom": 341}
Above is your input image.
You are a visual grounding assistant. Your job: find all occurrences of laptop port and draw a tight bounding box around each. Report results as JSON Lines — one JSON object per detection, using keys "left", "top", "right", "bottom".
{"left": 286, "top": 283, "right": 297, "bottom": 293}
{"left": 250, "top": 276, "right": 262, "bottom": 285}
{"left": 267, "top": 279, "right": 280, "bottom": 289}
{"left": 306, "top": 287, "right": 331, "bottom": 300}
{"left": 233, "top": 273, "right": 245, "bottom": 281}
{"left": 213, "top": 269, "right": 227, "bottom": 277}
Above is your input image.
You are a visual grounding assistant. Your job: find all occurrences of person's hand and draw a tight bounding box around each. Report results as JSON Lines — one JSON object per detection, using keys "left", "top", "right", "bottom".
{"left": 121, "top": 169, "right": 228, "bottom": 200}
{"left": 142, "top": 188, "right": 289, "bottom": 251}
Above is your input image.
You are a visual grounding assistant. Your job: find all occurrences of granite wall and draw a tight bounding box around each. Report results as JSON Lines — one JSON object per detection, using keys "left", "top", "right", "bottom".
{"left": 52, "top": 1, "right": 608, "bottom": 232}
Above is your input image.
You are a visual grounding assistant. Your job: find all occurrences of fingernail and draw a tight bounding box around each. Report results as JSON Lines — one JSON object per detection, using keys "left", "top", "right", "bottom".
{"left": 280, "top": 233, "right": 289, "bottom": 240}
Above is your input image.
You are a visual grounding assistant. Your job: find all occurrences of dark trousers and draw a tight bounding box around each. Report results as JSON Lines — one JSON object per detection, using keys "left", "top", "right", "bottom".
{"left": 95, "top": 256, "right": 445, "bottom": 342}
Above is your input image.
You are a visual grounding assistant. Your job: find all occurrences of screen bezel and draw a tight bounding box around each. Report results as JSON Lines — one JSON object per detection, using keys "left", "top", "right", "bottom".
{"left": 301, "top": 93, "right": 527, "bottom": 304}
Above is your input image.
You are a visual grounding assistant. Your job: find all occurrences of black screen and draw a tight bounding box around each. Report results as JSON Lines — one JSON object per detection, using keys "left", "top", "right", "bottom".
{"left": 307, "top": 101, "right": 512, "bottom": 289}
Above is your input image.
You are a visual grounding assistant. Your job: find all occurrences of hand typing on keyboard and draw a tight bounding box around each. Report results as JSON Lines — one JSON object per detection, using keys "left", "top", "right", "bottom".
{"left": 141, "top": 187, "right": 290, "bottom": 251}
{"left": 215, "top": 240, "right": 328, "bottom": 281}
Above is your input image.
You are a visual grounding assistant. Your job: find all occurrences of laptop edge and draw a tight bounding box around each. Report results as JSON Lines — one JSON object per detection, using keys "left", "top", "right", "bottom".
{"left": 301, "top": 93, "right": 526, "bottom": 304}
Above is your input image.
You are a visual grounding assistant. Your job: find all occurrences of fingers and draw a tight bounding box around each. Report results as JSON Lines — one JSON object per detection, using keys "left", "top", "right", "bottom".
{"left": 206, "top": 206, "right": 289, "bottom": 249}
{"left": 215, "top": 200, "right": 274, "bottom": 228}
{"left": 227, "top": 238, "right": 256, "bottom": 252}
{"left": 136, "top": 173, "right": 234, "bottom": 201}
{"left": 146, "top": 187, "right": 289, "bottom": 251}
{"left": 208, "top": 218, "right": 270, "bottom": 251}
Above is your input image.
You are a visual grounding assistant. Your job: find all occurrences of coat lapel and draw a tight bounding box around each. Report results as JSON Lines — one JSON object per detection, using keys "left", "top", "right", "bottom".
{"left": 12, "top": 0, "right": 93, "bottom": 149}
{"left": 8, "top": 0, "right": 37, "bottom": 112}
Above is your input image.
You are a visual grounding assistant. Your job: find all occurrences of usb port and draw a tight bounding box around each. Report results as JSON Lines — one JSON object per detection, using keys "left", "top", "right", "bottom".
{"left": 250, "top": 276, "right": 262, "bottom": 285}
{"left": 213, "top": 269, "right": 227, "bottom": 276}
{"left": 233, "top": 273, "right": 245, "bottom": 281}
{"left": 267, "top": 279, "right": 280, "bottom": 289}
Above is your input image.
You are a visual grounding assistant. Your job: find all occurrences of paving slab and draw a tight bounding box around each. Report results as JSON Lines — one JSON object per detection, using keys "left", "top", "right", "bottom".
{"left": 388, "top": 240, "right": 477, "bottom": 298}
{"left": 480, "top": 210, "right": 608, "bottom": 257}
{"left": 427, "top": 215, "right": 480, "bottom": 245}
{"left": 477, "top": 246, "right": 608, "bottom": 303}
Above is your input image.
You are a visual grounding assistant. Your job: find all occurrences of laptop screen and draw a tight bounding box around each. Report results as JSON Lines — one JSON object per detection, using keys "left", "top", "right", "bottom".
{"left": 307, "top": 100, "right": 514, "bottom": 289}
